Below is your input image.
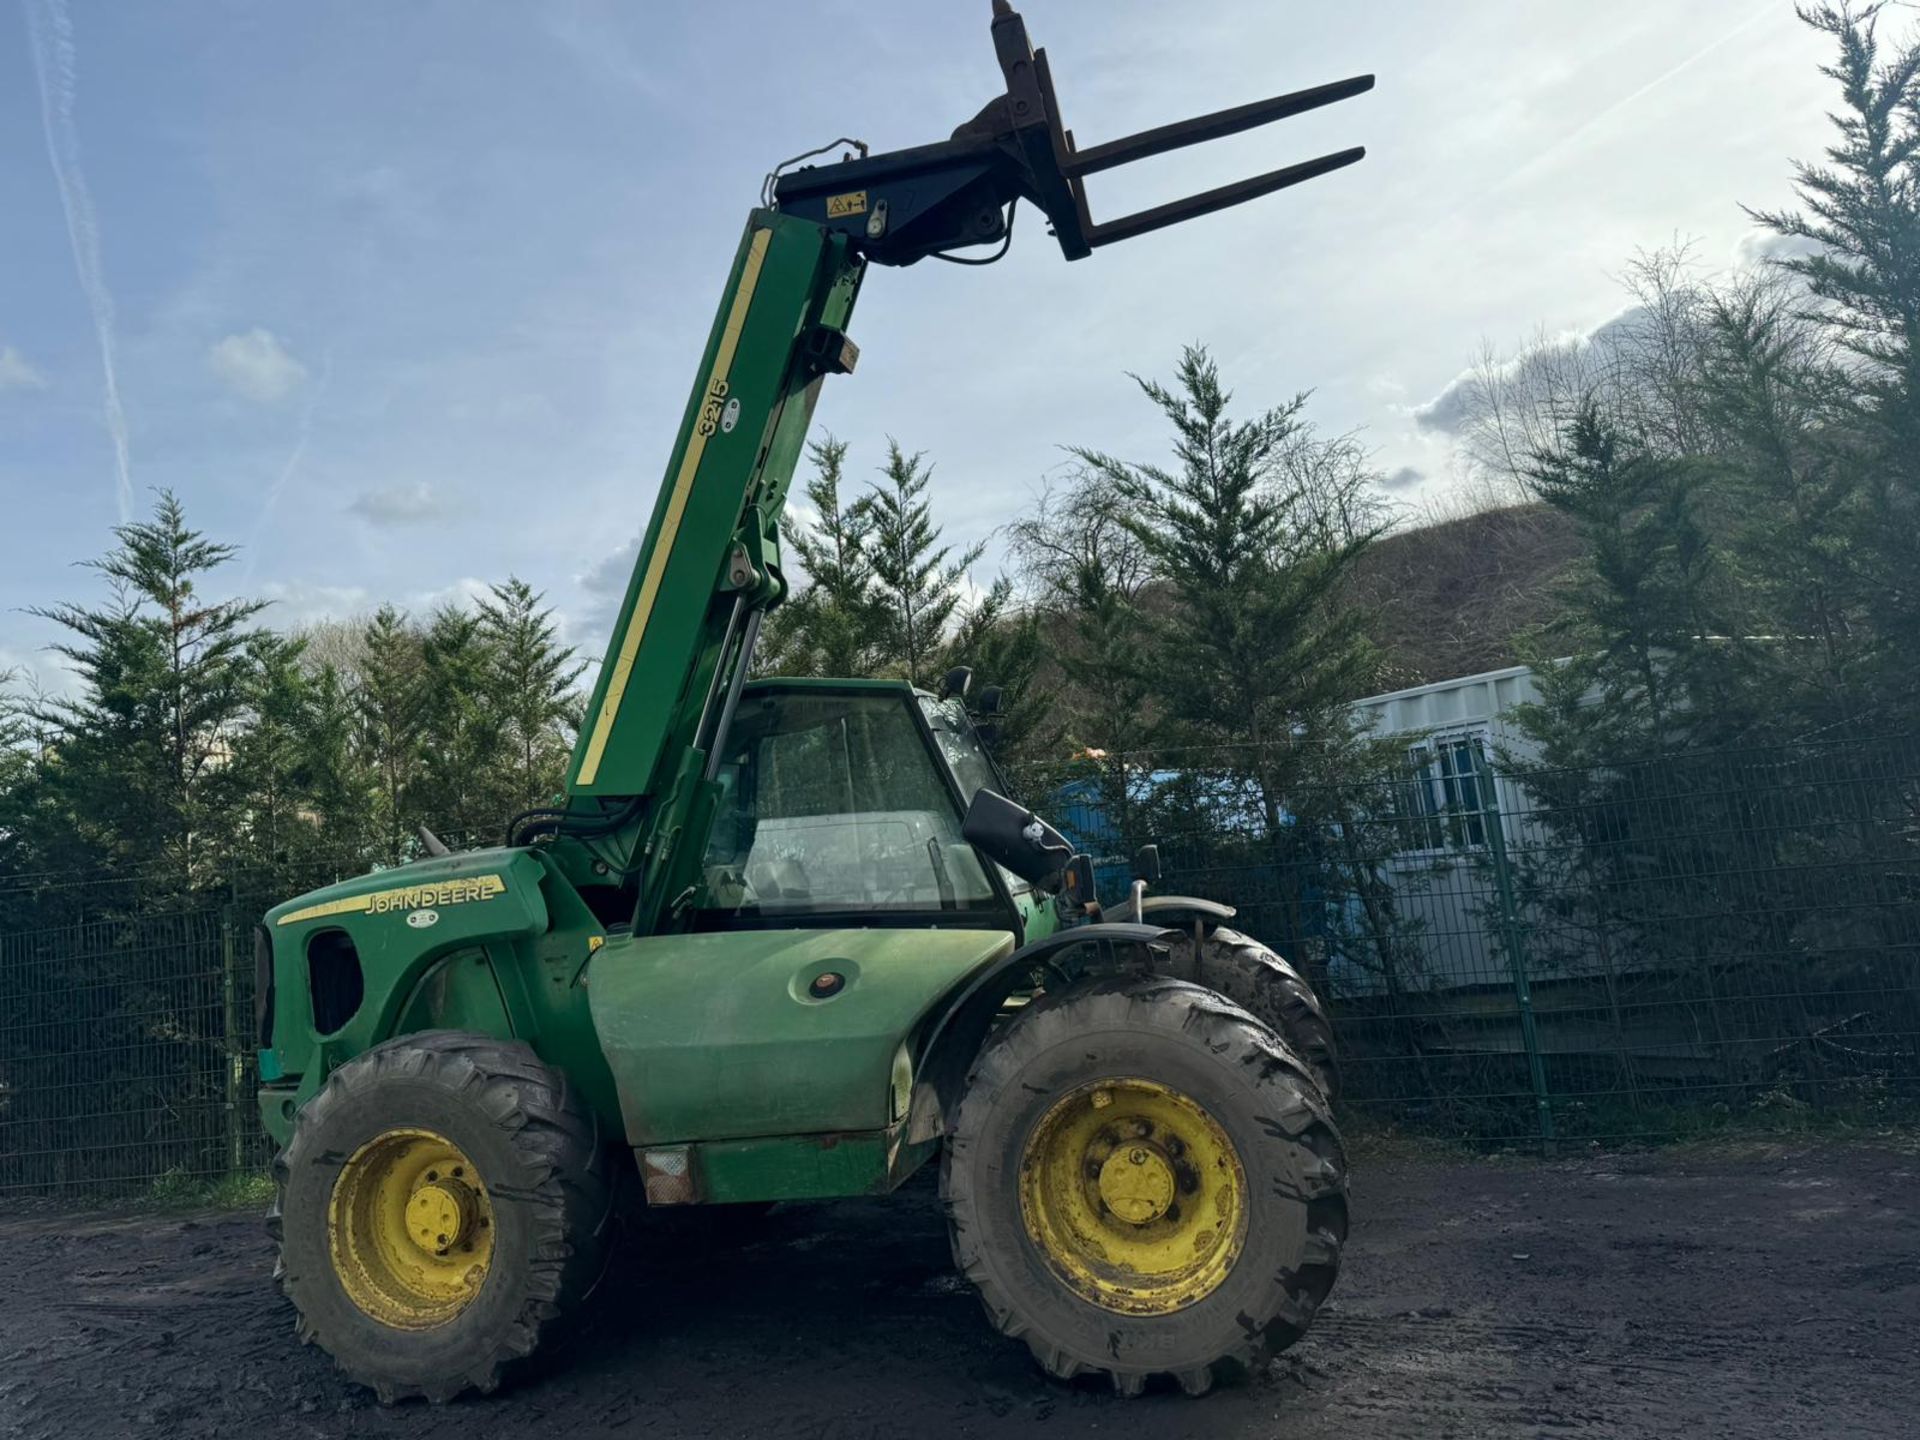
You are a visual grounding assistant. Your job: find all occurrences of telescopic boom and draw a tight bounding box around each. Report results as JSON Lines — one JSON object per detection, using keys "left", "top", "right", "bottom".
{"left": 548, "top": 3, "right": 1372, "bottom": 928}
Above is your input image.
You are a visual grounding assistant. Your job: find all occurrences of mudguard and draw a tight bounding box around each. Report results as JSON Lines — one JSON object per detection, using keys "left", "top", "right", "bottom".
{"left": 1101, "top": 893, "right": 1238, "bottom": 925}
{"left": 904, "top": 922, "right": 1178, "bottom": 1143}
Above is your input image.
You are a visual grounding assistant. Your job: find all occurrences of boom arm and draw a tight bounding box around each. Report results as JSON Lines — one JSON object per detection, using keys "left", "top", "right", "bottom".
{"left": 550, "top": 2, "right": 1371, "bottom": 929}
{"left": 567, "top": 215, "right": 862, "bottom": 801}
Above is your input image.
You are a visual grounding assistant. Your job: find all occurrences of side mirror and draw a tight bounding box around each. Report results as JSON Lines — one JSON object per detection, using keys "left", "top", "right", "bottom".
{"left": 975, "top": 685, "right": 1004, "bottom": 716}
{"left": 1061, "top": 854, "right": 1101, "bottom": 917}
{"left": 1132, "top": 843, "right": 1162, "bottom": 884}
{"left": 938, "top": 666, "right": 974, "bottom": 702}
{"left": 962, "top": 789, "right": 1073, "bottom": 889}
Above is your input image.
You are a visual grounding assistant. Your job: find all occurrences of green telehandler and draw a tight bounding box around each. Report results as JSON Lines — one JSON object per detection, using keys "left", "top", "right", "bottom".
{"left": 259, "top": 3, "right": 1370, "bottom": 1402}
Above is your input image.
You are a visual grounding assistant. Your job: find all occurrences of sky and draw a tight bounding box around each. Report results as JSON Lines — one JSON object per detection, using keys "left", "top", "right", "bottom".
{"left": 0, "top": 0, "right": 1842, "bottom": 697}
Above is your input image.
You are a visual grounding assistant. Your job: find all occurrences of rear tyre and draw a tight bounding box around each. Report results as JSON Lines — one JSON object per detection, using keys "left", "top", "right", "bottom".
{"left": 269, "top": 1030, "right": 617, "bottom": 1403}
{"left": 1170, "top": 925, "right": 1341, "bottom": 1105}
{"left": 942, "top": 976, "right": 1347, "bottom": 1397}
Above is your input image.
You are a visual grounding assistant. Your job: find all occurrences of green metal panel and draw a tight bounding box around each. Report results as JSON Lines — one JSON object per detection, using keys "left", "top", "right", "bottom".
{"left": 1016, "top": 887, "right": 1057, "bottom": 944}
{"left": 587, "top": 926, "right": 1013, "bottom": 1146}
{"left": 674, "top": 1125, "right": 940, "bottom": 1204}
{"left": 395, "top": 951, "right": 515, "bottom": 1037}
{"left": 568, "top": 211, "right": 865, "bottom": 801}
{"left": 260, "top": 846, "right": 621, "bottom": 1147}
{"left": 263, "top": 848, "right": 550, "bottom": 1054}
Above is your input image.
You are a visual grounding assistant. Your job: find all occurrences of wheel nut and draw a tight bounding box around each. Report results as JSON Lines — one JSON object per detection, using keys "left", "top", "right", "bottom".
{"left": 1130, "top": 1148, "right": 1150, "bottom": 1166}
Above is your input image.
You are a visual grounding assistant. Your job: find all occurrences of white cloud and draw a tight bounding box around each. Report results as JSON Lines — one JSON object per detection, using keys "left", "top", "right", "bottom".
{"left": 0, "top": 345, "right": 47, "bottom": 391}
{"left": 574, "top": 536, "right": 639, "bottom": 651}
{"left": 1411, "top": 307, "right": 1647, "bottom": 437}
{"left": 580, "top": 536, "right": 638, "bottom": 598}
{"left": 1732, "top": 228, "right": 1826, "bottom": 270}
{"left": 346, "top": 480, "right": 446, "bottom": 523}
{"left": 411, "top": 577, "right": 494, "bottom": 614}
{"left": 784, "top": 502, "right": 823, "bottom": 540}
{"left": 1409, "top": 370, "right": 1488, "bottom": 437}
{"left": 255, "top": 575, "right": 492, "bottom": 627}
{"left": 256, "top": 580, "right": 373, "bottom": 627}
{"left": 208, "top": 328, "right": 308, "bottom": 403}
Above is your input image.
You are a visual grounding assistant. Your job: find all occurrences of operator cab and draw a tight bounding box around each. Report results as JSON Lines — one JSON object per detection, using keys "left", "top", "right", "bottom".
{"left": 697, "top": 679, "right": 1025, "bottom": 931}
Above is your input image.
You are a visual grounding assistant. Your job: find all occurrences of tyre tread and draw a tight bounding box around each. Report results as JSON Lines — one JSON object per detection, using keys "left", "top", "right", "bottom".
{"left": 1185, "top": 927, "right": 1341, "bottom": 1104}
{"left": 271, "top": 1030, "right": 618, "bottom": 1404}
{"left": 942, "top": 976, "right": 1347, "bottom": 1396}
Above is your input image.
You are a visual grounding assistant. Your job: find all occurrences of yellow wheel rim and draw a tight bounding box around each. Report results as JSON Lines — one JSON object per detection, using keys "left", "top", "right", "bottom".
{"left": 1019, "top": 1078, "right": 1247, "bottom": 1316}
{"left": 328, "top": 1129, "right": 494, "bottom": 1329}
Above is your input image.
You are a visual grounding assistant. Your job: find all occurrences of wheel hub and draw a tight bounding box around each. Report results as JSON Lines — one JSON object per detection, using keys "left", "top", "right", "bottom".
{"left": 1097, "top": 1144, "right": 1177, "bottom": 1224}
{"left": 405, "top": 1176, "right": 479, "bottom": 1256}
{"left": 327, "top": 1129, "right": 495, "bottom": 1329}
{"left": 1019, "top": 1077, "right": 1248, "bottom": 1316}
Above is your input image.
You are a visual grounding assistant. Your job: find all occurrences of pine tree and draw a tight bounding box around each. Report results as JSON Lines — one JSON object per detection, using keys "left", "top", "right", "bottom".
{"left": 356, "top": 605, "right": 426, "bottom": 861}
{"left": 29, "top": 491, "right": 271, "bottom": 889}
{"left": 477, "top": 577, "right": 584, "bottom": 808}
{"left": 1751, "top": 1, "right": 1920, "bottom": 714}
{"left": 868, "top": 440, "right": 985, "bottom": 688}
{"left": 1514, "top": 406, "right": 1750, "bottom": 757}
{"left": 0, "top": 673, "right": 37, "bottom": 915}
{"left": 1699, "top": 272, "right": 1869, "bottom": 729}
{"left": 414, "top": 605, "right": 511, "bottom": 841}
{"left": 1071, "top": 346, "right": 1381, "bottom": 836}
{"left": 936, "top": 575, "right": 1061, "bottom": 772}
{"left": 298, "top": 662, "right": 376, "bottom": 870}
{"left": 761, "top": 436, "right": 886, "bottom": 677}
{"left": 1006, "top": 467, "right": 1156, "bottom": 759}
{"left": 229, "top": 630, "right": 315, "bottom": 882}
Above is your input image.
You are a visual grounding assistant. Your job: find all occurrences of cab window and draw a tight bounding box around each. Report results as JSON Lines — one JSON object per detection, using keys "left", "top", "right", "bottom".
{"left": 701, "top": 690, "right": 997, "bottom": 918}
{"left": 918, "top": 694, "right": 1032, "bottom": 898}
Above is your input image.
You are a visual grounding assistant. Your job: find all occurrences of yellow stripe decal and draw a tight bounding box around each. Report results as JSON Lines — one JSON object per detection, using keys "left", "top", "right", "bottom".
{"left": 277, "top": 874, "right": 507, "bottom": 926}
{"left": 577, "top": 226, "right": 774, "bottom": 787}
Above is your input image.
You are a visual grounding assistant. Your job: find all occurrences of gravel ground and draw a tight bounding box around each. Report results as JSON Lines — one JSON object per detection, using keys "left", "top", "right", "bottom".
{"left": 1, "top": 1138, "right": 1914, "bottom": 1440}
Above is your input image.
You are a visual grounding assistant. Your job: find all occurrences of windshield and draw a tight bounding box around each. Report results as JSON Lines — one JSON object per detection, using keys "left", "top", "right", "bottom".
{"left": 917, "top": 694, "right": 1035, "bottom": 897}
{"left": 917, "top": 695, "right": 1005, "bottom": 805}
{"left": 700, "top": 689, "right": 999, "bottom": 919}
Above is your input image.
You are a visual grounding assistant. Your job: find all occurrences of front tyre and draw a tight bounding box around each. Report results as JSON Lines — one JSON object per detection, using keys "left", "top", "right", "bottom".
{"left": 1179, "top": 926, "right": 1341, "bottom": 1105}
{"left": 942, "top": 977, "right": 1347, "bottom": 1397}
{"left": 269, "top": 1031, "right": 617, "bottom": 1403}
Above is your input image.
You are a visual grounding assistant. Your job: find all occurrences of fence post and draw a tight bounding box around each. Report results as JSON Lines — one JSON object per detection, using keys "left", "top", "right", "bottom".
{"left": 1474, "top": 747, "right": 1555, "bottom": 1152}
{"left": 221, "top": 907, "right": 244, "bottom": 1175}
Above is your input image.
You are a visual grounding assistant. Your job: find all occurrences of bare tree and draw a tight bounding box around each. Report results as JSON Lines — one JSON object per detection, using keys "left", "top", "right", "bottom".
{"left": 1005, "top": 465, "right": 1151, "bottom": 613}
{"left": 1452, "top": 330, "right": 1617, "bottom": 497}
{"left": 1273, "top": 422, "right": 1401, "bottom": 552}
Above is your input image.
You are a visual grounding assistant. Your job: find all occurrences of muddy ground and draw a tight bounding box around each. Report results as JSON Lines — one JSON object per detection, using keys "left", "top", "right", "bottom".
{"left": 1, "top": 1139, "right": 1913, "bottom": 1440}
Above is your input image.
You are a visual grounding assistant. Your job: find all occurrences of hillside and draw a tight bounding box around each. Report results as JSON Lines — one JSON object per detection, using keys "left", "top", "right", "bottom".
{"left": 1350, "top": 503, "right": 1580, "bottom": 694}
